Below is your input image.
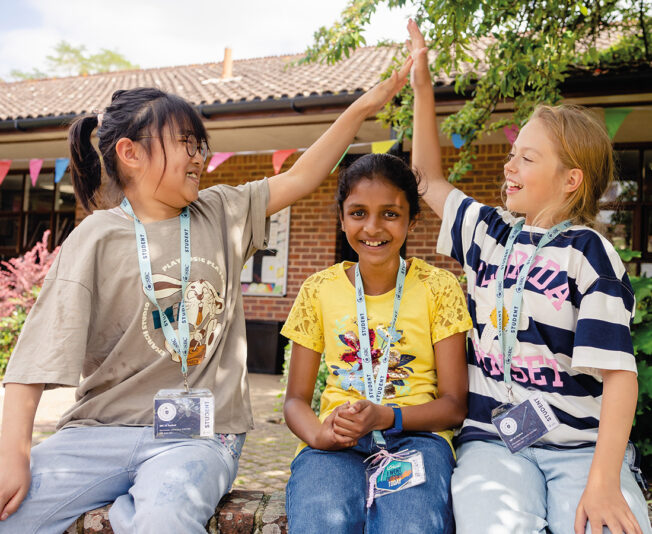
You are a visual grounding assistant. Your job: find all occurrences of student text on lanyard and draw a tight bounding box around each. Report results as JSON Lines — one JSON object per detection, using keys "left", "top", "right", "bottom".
{"left": 495, "top": 219, "right": 571, "bottom": 402}
{"left": 355, "top": 257, "right": 406, "bottom": 447}
{"left": 121, "top": 197, "right": 192, "bottom": 391}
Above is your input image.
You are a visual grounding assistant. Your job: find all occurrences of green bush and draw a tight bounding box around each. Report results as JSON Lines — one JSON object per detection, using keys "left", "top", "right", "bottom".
{"left": 0, "top": 288, "right": 38, "bottom": 377}
{"left": 282, "top": 341, "right": 329, "bottom": 415}
{"left": 628, "top": 273, "right": 652, "bottom": 478}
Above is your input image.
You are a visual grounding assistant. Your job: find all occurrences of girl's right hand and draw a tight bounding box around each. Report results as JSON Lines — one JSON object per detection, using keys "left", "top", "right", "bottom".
{"left": 0, "top": 450, "right": 31, "bottom": 521}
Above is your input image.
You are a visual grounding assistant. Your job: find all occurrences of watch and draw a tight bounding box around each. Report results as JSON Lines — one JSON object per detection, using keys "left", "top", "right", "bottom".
{"left": 385, "top": 406, "right": 403, "bottom": 436}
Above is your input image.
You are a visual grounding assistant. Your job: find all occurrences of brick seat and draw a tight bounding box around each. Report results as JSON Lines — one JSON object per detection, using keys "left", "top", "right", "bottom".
{"left": 64, "top": 489, "right": 287, "bottom": 534}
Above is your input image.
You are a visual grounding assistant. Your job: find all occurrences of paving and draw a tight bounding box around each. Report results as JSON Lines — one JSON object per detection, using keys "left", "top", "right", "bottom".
{"left": 0, "top": 373, "right": 298, "bottom": 493}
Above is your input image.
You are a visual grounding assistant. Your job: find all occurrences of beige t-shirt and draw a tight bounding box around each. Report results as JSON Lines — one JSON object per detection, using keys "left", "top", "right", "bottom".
{"left": 3, "top": 180, "right": 269, "bottom": 434}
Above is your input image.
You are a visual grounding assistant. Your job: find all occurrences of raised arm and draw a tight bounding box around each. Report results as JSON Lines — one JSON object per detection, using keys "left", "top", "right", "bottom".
{"left": 0, "top": 383, "right": 44, "bottom": 521}
{"left": 265, "top": 56, "right": 416, "bottom": 216}
{"left": 407, "top": 19, "right": 455, "bottom": 219}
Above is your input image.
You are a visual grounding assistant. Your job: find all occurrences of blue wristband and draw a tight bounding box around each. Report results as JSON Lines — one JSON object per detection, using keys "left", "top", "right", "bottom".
{"left": 385, "top": 406, "right": 403, "bottom": 436}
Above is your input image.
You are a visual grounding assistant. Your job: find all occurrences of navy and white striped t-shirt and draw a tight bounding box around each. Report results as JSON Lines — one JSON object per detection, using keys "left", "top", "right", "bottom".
{"left": 437, "top": 189, "right": 637, "bottom": 448}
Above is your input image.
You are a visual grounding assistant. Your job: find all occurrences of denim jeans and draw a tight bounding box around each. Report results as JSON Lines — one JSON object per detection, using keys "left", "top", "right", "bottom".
{"left": 451, "top": 439, "right": 651, "bottom": 534}
{"left": 286, "top": 431, "right": 455, "bottom": 534}
{"left": 0, "top": 426, "right": 245, "bottom": 534}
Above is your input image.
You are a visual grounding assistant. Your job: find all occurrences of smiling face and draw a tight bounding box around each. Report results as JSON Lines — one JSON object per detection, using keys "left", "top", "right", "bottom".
{"left": 140, "top": 126, "right": 205, "bottom": 211}
{"left": 340, "top": 176, "right": 415, "bottom": 270}
{"left": 503, "top": 118, "right": 569, "bottom": 227}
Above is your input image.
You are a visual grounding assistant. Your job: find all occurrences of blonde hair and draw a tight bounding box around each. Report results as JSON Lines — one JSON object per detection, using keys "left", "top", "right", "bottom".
{"left": 528, "top": 104, "right": 614, "bottom": 227}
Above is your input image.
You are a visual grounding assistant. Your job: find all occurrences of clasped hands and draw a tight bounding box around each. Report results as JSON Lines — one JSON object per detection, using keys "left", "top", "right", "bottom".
{"left": 316, "top": 399, "right": 394, "bottom": 451}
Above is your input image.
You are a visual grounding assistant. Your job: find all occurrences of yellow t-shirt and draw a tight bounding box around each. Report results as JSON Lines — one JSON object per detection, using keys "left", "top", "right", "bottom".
{"left": 281, "top": 258, "right": 473, "bottom": 452}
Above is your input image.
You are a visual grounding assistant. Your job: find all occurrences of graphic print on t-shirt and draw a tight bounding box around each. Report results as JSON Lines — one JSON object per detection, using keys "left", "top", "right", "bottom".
{"left": 330, "top": 319, "right": 416, "bottom": 399}
{"left": 141, "top": 256, "right": 226, "bottom": 365}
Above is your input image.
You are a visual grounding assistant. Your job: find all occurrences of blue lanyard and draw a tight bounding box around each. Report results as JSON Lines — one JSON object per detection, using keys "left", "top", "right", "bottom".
{"left": 355, "top": 257, "right": 406, "bottom": 444}
{"left": 121, "top": 198, "right": 192, "bottom": 380}
{"left": 496, "top": 219, "right": 571, "bottom": 394}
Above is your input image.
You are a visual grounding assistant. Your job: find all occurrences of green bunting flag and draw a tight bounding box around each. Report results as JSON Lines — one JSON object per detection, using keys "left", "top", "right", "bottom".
{"left": 604, "top": 108, "right": 632, "bottom": 140}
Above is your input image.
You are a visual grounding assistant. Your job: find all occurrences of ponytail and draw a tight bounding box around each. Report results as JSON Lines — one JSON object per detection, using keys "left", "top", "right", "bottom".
{"left": 68, "top": 114, "right": 102, "bottom": 213}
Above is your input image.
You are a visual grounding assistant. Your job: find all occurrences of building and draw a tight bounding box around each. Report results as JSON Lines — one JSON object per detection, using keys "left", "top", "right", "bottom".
{"left": 1, "top": 45, "right": 650, "bottom": 370}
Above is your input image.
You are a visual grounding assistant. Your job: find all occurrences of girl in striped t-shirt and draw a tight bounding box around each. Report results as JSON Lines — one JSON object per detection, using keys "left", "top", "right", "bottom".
{"left": 407, "top": 19, "right": 650, "bottom": 534}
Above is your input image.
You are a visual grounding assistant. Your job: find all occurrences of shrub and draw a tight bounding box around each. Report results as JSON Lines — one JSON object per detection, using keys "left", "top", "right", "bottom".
{"left": 628, "top": 273, "right": 652, "bottom": 478}
{"left": 0, "top": 231, "right": 59, "bottom": 376}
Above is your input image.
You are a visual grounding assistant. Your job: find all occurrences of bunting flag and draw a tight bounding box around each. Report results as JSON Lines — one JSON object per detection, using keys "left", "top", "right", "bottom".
{"left": 272, "top": 149, "right": 297, "bottom": 175}
{"left": 0, "top": 160, "right": 10, "bottom": 186}
{"left": 206, "top": 152, "right": 234, "bottom": 173}
{"left": 331, "top": 145, "right": 351, "bottom": 174}
{"left": 371, "top": 140, "right": 397, "bottom": 154}
{"left": 54, "top": 157, "right": 69, "bottom": 183}
{"left": 29, "top": 159, "right": 43, "bottom": 186}
{"left": 451, "top": 133, "right": 466, "bottom": 149}
{"left": 503, "top": 124, "right": 519, "bottom": 145}
{"left": 604, "top": 108, "right": 632, "bottom": 140}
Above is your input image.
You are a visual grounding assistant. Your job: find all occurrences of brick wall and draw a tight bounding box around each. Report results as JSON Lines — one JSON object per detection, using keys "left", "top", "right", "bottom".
{"left": 199, "top": 144, "right": 509, "bottom": 323}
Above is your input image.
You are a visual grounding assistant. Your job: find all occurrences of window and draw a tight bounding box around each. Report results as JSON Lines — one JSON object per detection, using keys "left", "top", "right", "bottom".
{"left": 599, "top": 146, "right": 652, "bottom": 276}
{"left": 0, "top": 170, "right": 76, "bottom": 261}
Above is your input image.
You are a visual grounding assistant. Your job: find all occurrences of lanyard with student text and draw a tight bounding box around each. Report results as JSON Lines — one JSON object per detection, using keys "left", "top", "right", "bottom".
{"left": 496, "top": 219, "right": 571, "bottom": 397}
{"left": 121, "top": 198, "right": 192, "bottom": 387}
{"left": 355, "top": 257, "right": 406, "bottom": 445}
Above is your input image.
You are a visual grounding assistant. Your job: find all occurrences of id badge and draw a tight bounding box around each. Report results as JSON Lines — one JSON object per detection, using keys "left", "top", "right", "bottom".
{"left": 491, "top": 393, "right": 559, "bottom": 453}
{"left": 365, "top": 450, "right": 426, "bottom": 507}
{"left": 153, "top": 388, "right": 214, "bottom": 439}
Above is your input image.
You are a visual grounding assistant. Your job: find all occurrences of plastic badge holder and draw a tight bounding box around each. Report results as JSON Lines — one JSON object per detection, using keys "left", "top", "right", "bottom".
{"left": 154, "top": 388, "right": 214, "bottom": 439}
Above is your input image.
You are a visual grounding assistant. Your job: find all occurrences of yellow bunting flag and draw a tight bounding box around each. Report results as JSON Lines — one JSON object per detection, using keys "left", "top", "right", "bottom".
{"left": 371, "top": 140, "right": 397, "bottom": 154}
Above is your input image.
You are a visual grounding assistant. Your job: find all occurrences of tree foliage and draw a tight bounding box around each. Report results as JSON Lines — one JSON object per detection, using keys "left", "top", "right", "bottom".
{"left": 302, "top": 0, "right": 651, "bottom": 181}
{"left": 10, "top": 41, "right": 138, "bottom": 80}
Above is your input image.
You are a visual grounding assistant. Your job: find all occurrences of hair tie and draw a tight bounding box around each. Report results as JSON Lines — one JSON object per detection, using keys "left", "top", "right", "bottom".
{"left": 96, "top": 113, "right": 104, "bottom": 128}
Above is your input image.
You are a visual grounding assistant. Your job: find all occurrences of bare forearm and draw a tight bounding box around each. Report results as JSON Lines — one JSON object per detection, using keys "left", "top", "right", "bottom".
{"left": 1, "top": 383, "right": 44, "bottom": 456}
{"left": 400, "top": 395, "right": 467, "bottom": 432}
{"left": 588, "top": 370, "right": 637, "bottom": 486}
{"left": 283, "top": 396, "right": 326, "bottom": 449}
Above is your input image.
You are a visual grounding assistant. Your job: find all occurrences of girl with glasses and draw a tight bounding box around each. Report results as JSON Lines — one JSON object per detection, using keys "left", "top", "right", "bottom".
{"left": 0, "top": 57, "right": 412, "bottom": 534}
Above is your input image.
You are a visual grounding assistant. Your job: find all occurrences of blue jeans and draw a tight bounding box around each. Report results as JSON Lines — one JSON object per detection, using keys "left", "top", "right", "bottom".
{"left": 451, "top": 439, "right": 652, "bottom": 534}
{"left": 286, "top": 432, "right": 455, "bottom": 534}
{"left": 0, "top": 426, "right": 245, "bottom": 534}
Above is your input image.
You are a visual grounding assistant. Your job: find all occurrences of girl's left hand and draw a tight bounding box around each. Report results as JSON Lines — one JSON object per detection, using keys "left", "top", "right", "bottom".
{"left": 332, "top": 399, "right": 392, "bottom": 441}
{"left": 574, "top": 482, "right": 643, "bottom": 534}
{"left": 352, "top": 53, "right": 420, "bottom": 117}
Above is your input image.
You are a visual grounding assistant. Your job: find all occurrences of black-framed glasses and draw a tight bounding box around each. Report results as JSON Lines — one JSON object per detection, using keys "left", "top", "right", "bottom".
{"left": 180, "top": 134, "right": 208, "bottom": 159}
{"left": 137, "top": 134, "right": 208, "bottom": 159}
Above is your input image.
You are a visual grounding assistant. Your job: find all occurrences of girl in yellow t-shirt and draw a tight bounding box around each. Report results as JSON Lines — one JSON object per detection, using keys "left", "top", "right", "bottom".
{"left": 281, "top": 153, "right": 473, "bottom": 534}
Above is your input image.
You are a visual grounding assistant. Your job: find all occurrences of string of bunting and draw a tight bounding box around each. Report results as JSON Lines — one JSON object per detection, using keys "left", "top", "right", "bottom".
{"left": 0, "top": 105, "right": 643, "bottom": 187}
{"left": 0, "top": 139, "right": 399, "bottom": 188}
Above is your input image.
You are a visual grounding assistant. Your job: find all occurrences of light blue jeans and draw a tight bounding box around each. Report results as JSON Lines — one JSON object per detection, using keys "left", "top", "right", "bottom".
{"left": 0, "top": 426, "right": 245, "bottom": 534}
{"left": 286, "top": 431, "right": 455, "bottom": 534}
{"left": 451, "top": 439, "right": 651, "bottom": 534}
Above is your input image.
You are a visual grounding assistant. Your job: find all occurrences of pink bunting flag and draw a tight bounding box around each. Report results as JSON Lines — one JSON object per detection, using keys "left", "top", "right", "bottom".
{"left": 0, "top": 160, "right": 11, "bottom": 186}
{"left": 206, "top": 152, "right": 234, "bottom": 173}
{"left": 503, "top": 124, "right": 519, "bottom": 145}
{"left": 272, "top": 149, "right": 297, "bottom": 175}
{"left": 29, "top": 159, "right": 44, "bottom": 186}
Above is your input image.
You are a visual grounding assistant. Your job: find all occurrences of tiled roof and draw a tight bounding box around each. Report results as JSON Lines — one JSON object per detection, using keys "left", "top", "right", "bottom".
{"left": 0, "top": 46, "right": 403, "bottom": 121}
{"left": 0, "top": 30, "right": 631, "bottom": 122}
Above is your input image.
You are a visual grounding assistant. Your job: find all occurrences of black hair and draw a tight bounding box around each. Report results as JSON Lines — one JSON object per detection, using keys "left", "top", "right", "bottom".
{"left": 68, "top": 87, "right": 208, "bottom": 212}
{"left": 336, "top": 153, "right": 421, "bottom": 220}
